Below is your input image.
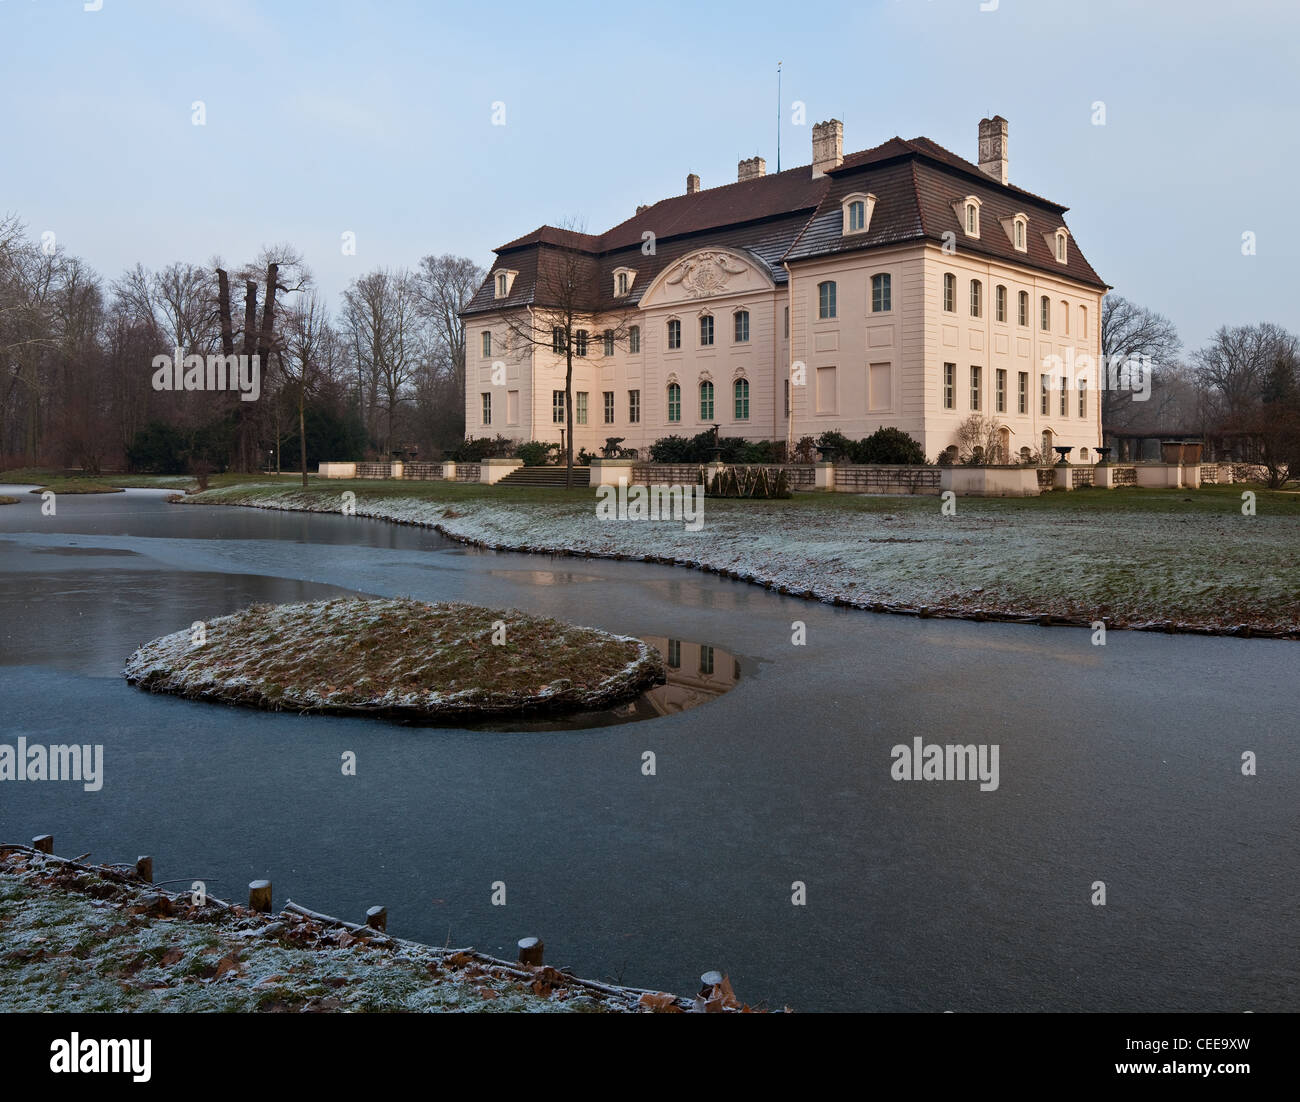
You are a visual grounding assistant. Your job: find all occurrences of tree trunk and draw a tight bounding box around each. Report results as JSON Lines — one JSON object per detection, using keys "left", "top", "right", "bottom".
{"left": 565, "top": 346, "right": 574, "bottom": 487}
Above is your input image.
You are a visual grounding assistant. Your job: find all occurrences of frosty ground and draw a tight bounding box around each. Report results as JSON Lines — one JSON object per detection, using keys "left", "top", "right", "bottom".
{"left": 183, "top": 480, "right": 1300, "bottom": 637}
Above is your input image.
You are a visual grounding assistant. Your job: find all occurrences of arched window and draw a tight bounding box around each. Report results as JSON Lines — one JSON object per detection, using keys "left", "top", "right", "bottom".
{"left": 943, "top": 273, "right": 956, "bottom": 313}
{"left": 617, "top": 271, "right": 628, "bottom": 295}
{"left": 818, "top": 281, "right": 836, "bottom": 319}
{"left": 1013, "top": 216, "right": 1027, "bottom": 251}
{"left": 1039, "top": 295, "right": 1050, "bottom": 331}
{"left": 848, "top": 200, "right": 865, "bottom": 232}
{"left": 734, "top": 378, "right": 750, "bottom": 420}
{"left": 603, "top": 329, "right": 614, "bottom": 356}
{"left": 1018, "top": 290, "right": 1029, "bottom": 326}
{"left": 1055, "top": 230, "right": 1069, "bottom": 262}
{"left": 1078, "top": 305, "right": 1087, "bottom": 339}
{"left": 629, "top": 325, "right": 640, "bottom": 354}
{"left": 667, "top": 383, "right": 681, "bottom": 422}
{"left": 871, "top": 273, "right": 891, "bottom": 312}
{"left": 970, "top": 279, "right": 982, "bottom": 318}
{"left": 995, "top": 285, "right": 1007, "bottom": 323}
{"left": 667, "top": 319, "right": 681, "bottom": 350}
{"left": 1060, "top": 300, "right": 1069, "bottom": 335}
{"left": 966, "top": 202, "right": 978, "bottom": 235}
{"left": 496, "top": 273, "right": 508, "bottom": 296}
{"left": 700, "top": 380, "right": 715, "bottom": 420}
{"left": 734, "top": 310, "right": 750, "bottom": 343}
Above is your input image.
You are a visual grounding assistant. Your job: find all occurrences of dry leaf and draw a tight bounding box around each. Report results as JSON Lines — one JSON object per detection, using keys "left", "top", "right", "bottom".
{"left": 638, "top": 992, "right": 682, "bottom": 1013}
{"left": 213, "top": 952, "right": 242, "bottom": 978}
{"left": 159, "top": 948, "right": 184, "bottom": 967}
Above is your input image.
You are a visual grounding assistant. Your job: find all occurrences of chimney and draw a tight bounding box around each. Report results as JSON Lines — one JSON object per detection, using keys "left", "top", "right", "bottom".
{"left": 978, "top": 116, "right": 1008, "bottom": 185}
{"left": 738, "top": 156, "right": 766, "bottom": 182}
{"left": 686, "top": 173, "right": 701, "bottom": 195}
{"left": 811, "top": 119, "right": 843, "bottom": 177}
{"left": 636, "top": 204, "right": 650, "bottom": 214}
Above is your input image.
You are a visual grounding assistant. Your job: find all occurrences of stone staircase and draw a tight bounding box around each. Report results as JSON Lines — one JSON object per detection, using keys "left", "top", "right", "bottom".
{"left": 497, "top": 465, "right": 585, "bottom": 488}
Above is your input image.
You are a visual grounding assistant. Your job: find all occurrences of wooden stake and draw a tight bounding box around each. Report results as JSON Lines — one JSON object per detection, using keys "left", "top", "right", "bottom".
{"left": 32, "top": 835, "right": 53, "bottom": 854}
{"left": 248, "top": 879, "right": 272, "bottom": 913}
{"left": 365, "top": 905, "right": 387, "bottom": 932}
{"left": 517, "top": 936, "right": 544, "bottom": 966}
{"left": 136, "top": 856, "right": 153, "bottom": 883}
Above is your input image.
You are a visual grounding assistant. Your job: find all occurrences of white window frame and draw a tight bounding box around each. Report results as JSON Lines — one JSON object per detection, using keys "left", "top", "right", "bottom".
{"left": 841, "top": 192, "right": 876, "bottom": 236}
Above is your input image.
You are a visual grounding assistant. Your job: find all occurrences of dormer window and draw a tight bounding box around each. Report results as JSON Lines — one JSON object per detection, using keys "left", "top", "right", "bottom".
{"left": 1054, "top": 229, "right": 1069, "bottom": 263}
{"left": 841, "top": 192, "right": 876, "bottom": 236}
{"left": 953, "top": 196, "right": 982, "bottom": 238}
{"left": 493, "top": 269, "right": 518, "bottom": 298}
{"left": 613, "top": 266, "right": 637, "bottom": 296}
{"left": 1005, "top": 213, "right": 1028, "bottom": 252}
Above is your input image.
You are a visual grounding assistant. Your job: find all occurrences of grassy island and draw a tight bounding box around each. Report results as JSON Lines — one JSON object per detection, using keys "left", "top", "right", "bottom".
{"left": 122, "top": 597, "right": 665, "bottom": 720}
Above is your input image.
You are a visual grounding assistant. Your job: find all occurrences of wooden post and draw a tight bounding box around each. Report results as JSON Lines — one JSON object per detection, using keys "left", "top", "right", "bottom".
{"left": 248, "top": 879, "right": 272, "bottom": 913}
{"left": 136, "top": 856, "right": 153, "bottom": 883}
{"left": 365, "top": 905, "right": 387, "bottom": 932}
{"left": 517, "top": 936, "right": 544, "bottom": 966}
{"left": 32, "top": 834, "right": 53, "bottom": 854}
{"left": 699, "top": 970, "right": 723, "bottom": 996}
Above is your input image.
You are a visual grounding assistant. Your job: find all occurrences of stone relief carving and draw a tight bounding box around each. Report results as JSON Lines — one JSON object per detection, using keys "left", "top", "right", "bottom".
{"left": 664, "top": 252, "right": 749, "bottom": 298}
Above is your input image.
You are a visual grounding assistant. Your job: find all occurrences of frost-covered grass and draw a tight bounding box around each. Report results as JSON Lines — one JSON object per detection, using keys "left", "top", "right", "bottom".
{"left": 186, "top": 482, "right": 1300, "bottom": 636}
{"left": 0, "top": 852, "right": 624, "bottom": 1013}
{"left": 123, "top": 597, "right": 664, "bottom": 718}
{"left": 29, "top": 481, "right": 124, "bottom": 495}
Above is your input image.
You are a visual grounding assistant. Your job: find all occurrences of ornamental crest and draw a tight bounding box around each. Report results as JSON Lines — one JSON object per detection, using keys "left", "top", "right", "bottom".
{"left": 665, "top": 252, "right": 748, "bottom": 298}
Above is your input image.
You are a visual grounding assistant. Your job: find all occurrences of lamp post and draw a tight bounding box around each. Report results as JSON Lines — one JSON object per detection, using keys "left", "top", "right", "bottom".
{"left": 710, "top": 422, "right": 722, "bottom": 464}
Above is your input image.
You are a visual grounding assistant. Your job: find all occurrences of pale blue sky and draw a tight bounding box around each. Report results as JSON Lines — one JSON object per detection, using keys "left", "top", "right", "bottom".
{"left": 4, "top": 0, "right": 1297, "bottom": 352}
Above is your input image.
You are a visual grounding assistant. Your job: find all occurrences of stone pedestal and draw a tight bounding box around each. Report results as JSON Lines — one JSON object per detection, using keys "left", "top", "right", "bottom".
{"left": 588, "top": 458, "right": 636, "bottom": 487}
{"left": 813, "top": 461, "right": 836, "bottom": 491}
{"left": 479, "top": 458, "right": 523, "bottom": 484}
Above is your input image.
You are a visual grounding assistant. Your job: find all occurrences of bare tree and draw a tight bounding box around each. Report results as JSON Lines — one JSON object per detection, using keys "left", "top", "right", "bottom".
{"left": 280, "top": 293, "right": 334, "bottom": 487}
{"left": 341, "top": 268, "right": 421, "bottom": 456}
{"left": 498, "top": 220, "right": 637, "bottom": 485}
{"left": 1100, "top": 294, "right": 1182, "bottom": 431}
{"left": 413, "top": 254, "right": 483, "bottom": 419}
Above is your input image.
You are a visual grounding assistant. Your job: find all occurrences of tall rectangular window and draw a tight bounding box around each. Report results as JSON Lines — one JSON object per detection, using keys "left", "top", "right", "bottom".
{"left": 783, "top": 306, "right": 790, "bottom": 338}
{"left": 970, "top": 280, "right": 982, "bottom": 318}
{"left": 1060, "top": 376, "right": 1068, "bottom": 417}
{"left": 1040, "top": 296, "right": 1050, "bottom": 332}
{"left": 1078, "top": 379, "right": 1087, "bottom": 419}
{"left": 628, "top": 389, "right": 640, "bottom": 423}
{"left": 872, "top": 273, "right": 891, "bottom": 312}
{"left": 995, "top": 285, "right": 1006, "bottom": 323}
{"left": 481, "top": 392, "right": 491, "bottom": 425}
{"left": 575, "top": 329, "right": 588, "bottom": 356}
{"left": 603, "top": 391, "right": 614, "bottom": 424}
{"left": 943, "top": 273, "right": 956, "bottom": 313}
{"left": 667, "top": 319, "right": 681, "bottom": 350}
{"left": 734, "top": 378, "right": 749, "bottom": 419}
{"left": 734, "top": 310, "right": 749, "bottom": 343}
{"left": 700, "top": 381, "right": 715, "bottom": 420}
{"left": 552, "top": 327, "right": 564, "bottom": 353}
{"left": 576, "top": 391, "right": 588, "bottom": 425}
{"left": 818, "top": 281, "right": 836, "bottom": 319}
{"left": 1040, "top": 374, "right": 1050, "bottom": 415}
{"left": 481, "top": 331, "right": 491, "bottom": 357}
{"left": 944, "top": 362, "right": 955, "bottom": 410}
{"left": 552, "top": 390, "right": 565, "bottom": 423}
{"left": 700, "top": 315, "right": 714, "bottom": 346}
{"left": 970, "top": 365, "right": 982, "bottom": 411}
{"left": 667, "top": 383, "right": 681, "bottom": 422}
{"left": 603, "top": 329, "right": 614, "bottom": 356}
{"left": 1017, "top": 372, "right": 1027, "bottom": 415}
{"left": 629, "top": 325, "right": 640, "bottom": 353}
{"left": 1018, "top": 291, "right": 1028, "bottom": 327}
{"left": 995, "top": 369, "right": 1006, "bottom": 414}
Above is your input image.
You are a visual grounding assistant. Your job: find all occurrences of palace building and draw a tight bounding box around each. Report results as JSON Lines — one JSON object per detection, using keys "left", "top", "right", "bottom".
{"left": 461, "top": 117, "right": 1108, "bottom": 463}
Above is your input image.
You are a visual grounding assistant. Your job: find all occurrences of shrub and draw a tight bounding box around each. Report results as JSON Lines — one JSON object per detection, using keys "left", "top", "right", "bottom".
{"left": 451, "top": 436, "right": 498, "bottom": 462}
{"left": 854, "top": 427, "right": 927, "bottom": 465}
{"left": 815, "top": 430, "right": 854, "bottom": 460}
{"left": 649, "top": 435, "right": 695, "bottom": 463}
{"left": 936, "top": 446, "right": 958, "bottom": 466}
{"left": 516, "top": 441, "right": 556, "bottom": 467}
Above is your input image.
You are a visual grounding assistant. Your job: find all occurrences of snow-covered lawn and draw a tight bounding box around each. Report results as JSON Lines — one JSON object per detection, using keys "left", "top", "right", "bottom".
{"left": 123, "top": 597, "right": 664, "bottom": 719}
{"left": 185, "top": 484, "right": 1300, "bottom": 637}
{"left": 0, "top": 849, "right": 655, "bottom": 1012}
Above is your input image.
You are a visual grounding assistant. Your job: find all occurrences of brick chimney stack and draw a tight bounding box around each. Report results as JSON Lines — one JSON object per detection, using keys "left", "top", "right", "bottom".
{"left": 738, "top": 156, "right": 766, "bottom": 182}
{"left": 978, "top": 116, "right": 1009, "bottom": 185}
{"left": 811, "top": 120, "right": 843, "bottom": 177}
{"left": 686, "top": 173, "right": 701, "bottom": 194}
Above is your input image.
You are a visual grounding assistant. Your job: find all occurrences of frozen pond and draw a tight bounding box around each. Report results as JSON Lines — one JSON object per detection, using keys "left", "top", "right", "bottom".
{"left": 0, "top": 487, "right": 1296, "bottom": 1011}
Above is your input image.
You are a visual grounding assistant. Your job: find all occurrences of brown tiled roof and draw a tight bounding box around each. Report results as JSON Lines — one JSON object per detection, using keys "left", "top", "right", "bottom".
{"left": 462, "top": 133, "right": 1107, "bottom": 317}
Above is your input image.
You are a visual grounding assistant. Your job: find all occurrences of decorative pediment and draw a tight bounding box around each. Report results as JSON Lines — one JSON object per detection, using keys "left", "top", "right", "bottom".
{"left": 639, "top": 248, "right": 774, "bottom": 308}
